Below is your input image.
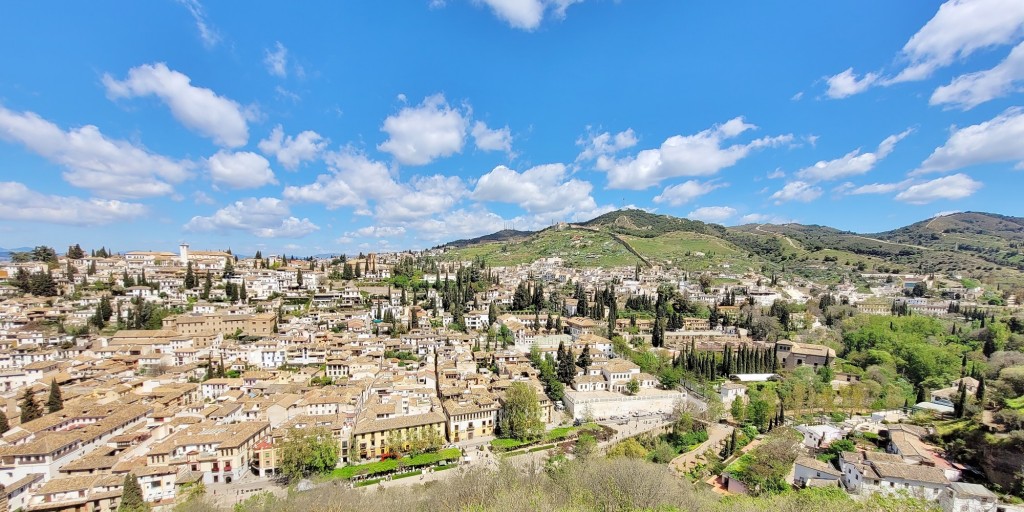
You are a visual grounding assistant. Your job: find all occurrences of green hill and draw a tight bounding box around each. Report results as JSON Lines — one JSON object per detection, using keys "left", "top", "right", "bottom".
{"left": 440, "top": 210, "right": 1024, "bottom": 287}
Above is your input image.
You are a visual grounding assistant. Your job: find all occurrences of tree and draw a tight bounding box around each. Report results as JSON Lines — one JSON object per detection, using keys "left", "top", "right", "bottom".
{"left": 240, "top": 282, "right": 248, "bottom": 302}
{"left": 47, "top": 379, "right": 63, "bottom": 413}
{"left": 279, "top": 426, "right": 339, "bottom": 481}
{"left": 0, "top": 410, "right": 8, "bottom": 434}
{"left": 183, "top": 262, "right": 196, "bottom": 289}
{"left": 118, "top": 473, "right": 149, "bottom": 512}
{"left": 575, "top": 434, "right": 597, "bottom": 459}
{"left": 499, "top": 382, "right": 544, "bottom": 442}
{"left": 576, "top": 344, "right": 592, "bottom": 369}
{"left": 626, "top": 378, "right": 640, "bottom": 395}
{"left": 296, "top": 269, "right": 304, "bottom": 287}
{"left": 201, "top": 272, "right": 212, "bottom": 300}
{"left": 488, "top": 301, "right": 498, "bottom": 326}
{"left": 67, "top": 244, "right": 85, "bottom": 259}
{"left": 911, "top": 282, "right": 927, "bottom": 298}
{"left": 20, "top": 389, "right": 41, "bottom": 423}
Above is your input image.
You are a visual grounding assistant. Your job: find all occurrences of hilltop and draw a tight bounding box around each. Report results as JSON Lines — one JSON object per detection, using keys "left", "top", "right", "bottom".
{"left": 440, "top": 210, "right": 1024, "bottom": 286}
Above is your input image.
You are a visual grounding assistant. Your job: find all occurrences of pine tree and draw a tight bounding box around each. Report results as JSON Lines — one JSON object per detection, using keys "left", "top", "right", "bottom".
{"left": 47, "top": 379, "right": 63, "bottom": 413}
{"left": 577, "top": 344, "right": 591, "bottom": 369}
{"left": 118, "top": 473, "right": 149, "bottom": 512}
{"left": 20, "top": 389, "right": 41, "bottom": 423}
{"left": 0, "top": 410, "right": 8, "bottom": 434}
{"left": 976, "top": 376, "right": 986, "bottom": 401}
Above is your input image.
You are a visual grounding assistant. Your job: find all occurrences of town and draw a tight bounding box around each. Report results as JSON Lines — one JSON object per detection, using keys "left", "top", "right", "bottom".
{"left": 0, "top": 237, "right": 1022, "bottom": 512}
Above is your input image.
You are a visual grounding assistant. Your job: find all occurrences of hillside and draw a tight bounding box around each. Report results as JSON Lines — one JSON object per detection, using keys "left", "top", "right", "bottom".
{"left": 441, "top": 210, "right": 1024, "bottom": 286}
{"left": 874, "top": 212, "right": 1024, "bottom": 271}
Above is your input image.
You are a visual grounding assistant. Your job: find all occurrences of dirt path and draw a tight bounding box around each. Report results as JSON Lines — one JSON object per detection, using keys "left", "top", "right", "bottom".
{"left": 754, "top": 224, "right": 800, "bottom": 250}
{"left": 847, "top": 234, "right": 929, "bottom": 251}
{"left": 670, "top": 422, "right": 732, "bottom": 475}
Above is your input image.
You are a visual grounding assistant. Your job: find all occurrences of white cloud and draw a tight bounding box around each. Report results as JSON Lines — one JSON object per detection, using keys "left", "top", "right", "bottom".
{"left": 103, "top": 63, "right": 253, "bottom": 147}
{"left": 918, "top": 107, "right": 1024, "bottom": 173}
{"left": 412, "top": 208, "right": 512, "bottom": 242}
{"left": 378, "top": 93, "right": 469, "bottom": 165}
{"left": 740, "top": 213, "right": 792, "bottom": 224}
{"left": 892, "top": 0, "right": 1024, "bottom": 83}
{"left": 766, "top": 169, "right": 786, "bottom": 179}
{"left": 350, "top": 226, "right": 407, "bottom": 238}
{"left": 264, "top": 42, "right": 289, "bottom": 77}
{"left": 206, "top": 150, "right": 277, "bottom": 189}
{"left": 933, "top": 210, "right": 962, "bottom": 218}
{"left": 845, "top": 180, "right": 911, "bottom": 195}
{"left": 686, "top": 206, "right": 737, "bottom": 224}
{"left": 931, "top": 41, "right": 1024, "bottom": 109}
{"left": 796, "top": 129, "right": 912, "bottom": 182}
{"left": 575, "top": 128, "right": 638, "bottom": 162}
{"left": 770, "top": 181, "right": 822, "bottom": 204}
{"left": 0, "top": 182, "right": 146, "bottom": 226}
{"left": 791, "top": 91, "right": 804, "bottom": 101}
{"left": 473, "top": 0, "right": 584, "bottom": 30}
{"left": 258, "top": 125, "right": 327, "bottom": 170}
{"left": 472, "top": 163, "right": 596, "bottom": 215}
{"left": 0, "top": 105, "right": 191, "bottom": 198}
{"left": 825, "top": 68, "right": 879, "bottom": 99}
{"left": 192, "top": 191, "right": 215, "bottom": 205}
{"left": 471, "top": 121, "right": 513, "bottom": 153}
{"left": 652, "top": 180, "right": 725, "bottom": 206}
{"left": 283, "top": 149, "right": 398, "bottom": 209}
{"left": 375, "top": 174, "right": 467, "bottom": 223}
{"left": 598, "top": 117, "right": 792, "bottom": 190}
{"left": 177, "top": 0, "right": 220, "bottom": 48}
{"left": 184, "top": 197, "right": 319, "bottom": 238}
{"left": 895, "top": 173, "right": 982, "bottom": 204}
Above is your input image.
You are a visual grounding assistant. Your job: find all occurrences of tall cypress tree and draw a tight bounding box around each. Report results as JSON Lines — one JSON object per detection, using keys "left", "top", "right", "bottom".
{"left": 20, "top": 389, "right": 41, "bottom": 423}
{"left": 118, "top": 473, "right": 149, "bottom": 512}
{"left": 47, "top": 379, "right": 63, "bottom": 413}
{"left": 0, "top": 410, "right": 8, "bottom": 434}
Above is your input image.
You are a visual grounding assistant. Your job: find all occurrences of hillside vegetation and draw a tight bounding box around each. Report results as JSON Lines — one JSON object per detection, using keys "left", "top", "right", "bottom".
{"left": 441, "top": 210, "right": 1024, "bottom": 286}
{"left": 175, "top": 459, "right": 936, "bottom": 512}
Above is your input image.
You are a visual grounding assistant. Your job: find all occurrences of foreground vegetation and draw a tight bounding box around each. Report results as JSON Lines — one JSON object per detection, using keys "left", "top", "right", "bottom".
{"left": 176, "top": 458, "right": 937, "bottom": 512}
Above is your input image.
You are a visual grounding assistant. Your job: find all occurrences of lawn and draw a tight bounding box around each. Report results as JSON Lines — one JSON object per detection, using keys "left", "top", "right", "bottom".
{"left": 1007, "top": 396, "right": 1024, "bottom": 410}
{"left": 491, "top": 423, "right": 601, "bottom": 452}
{"left": 330, "top": 448, "right": 462, "bottom": 480}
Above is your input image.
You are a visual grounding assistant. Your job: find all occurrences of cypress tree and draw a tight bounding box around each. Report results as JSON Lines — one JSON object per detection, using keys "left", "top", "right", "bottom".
{"left": 20, "top": 389, "right": 41, "bottom": 423}
{"left": 0, "top": 410, "right": 8, "bottom": 434}
{"left": 118, "top": 473, "right": 149, "bottom": 512}
{"left": 47, "top": 379, "right": 63, "bottom": 413}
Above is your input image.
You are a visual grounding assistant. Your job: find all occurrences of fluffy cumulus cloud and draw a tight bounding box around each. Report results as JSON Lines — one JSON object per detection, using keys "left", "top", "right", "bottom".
{"left": 598, "top": 117, "right": 792, "bottom": 190}
{"left": 686, "top": 206, "right": 737, "bottom": 224}
{"left": 825, "top": 68, "right": 879, "bottom": 99}
{"left": 796, "top": 129, "right": 912, "bottom": 182}
{"left": 103, "top": 63, "right": 253, "bottom": 147}
{"left": 471, "top": 121, "right": 513, "bottom": 153}
{"left": 472, "top": 163, "right": 596, "bottom": 215}
{"left": 0, "top": 105, "right": 191, "bottom": 198}
{"left": 770, "top": 181, "right": 822, "bottom": 204}
{"left": 917, "top": 107, "right": 1024, "bottom": 173}
{"left": 826, "top": 0, "right": 1024, "bottom": 99}
{"left": 931, "top": 41, "right": 1024, "bottom": 109}
{"left": 375, "top": 174, "right": 467, "bottom": 223}
{"left": 895, "top": 173, "right": 982, "bottom": 204}
{"left": 411, "top": 208, "right": 510, "bottom": 242}
{"left": 258, "top": 125, "right": 327, "bottom": 170}
{"left": 652, "top": 180, "right": 725, "bottom": 206}
{"left": 349, "top": 226, "right": 407, "bottom": 238}
{"left": 892, "top": 0, "right": 1024, "bottom": 83}
{"left": 472, "top": 0, "right": 584, "bottom": 30}
{"left": 283, "top": 149, "right": 399, "bottom": 209}
{"left": 575, "top": 128, "right": 638, "bottom": 162}
{"left": 206, "top": 150, "right": 277, "bottom": 189}
{"left": 378, "top": 94, "right": 468, "bottom": 165}
{"left": 844, "top": 180, "right": 911, "bottom": 195}
{"left": 0, "top": 182, "right": 147, "bottom": 226}
{"left": 184, "top": 197, "right": 318, "bottom": 238}
{"left": 264, "top": 42, "right": 289, "bottom": 77}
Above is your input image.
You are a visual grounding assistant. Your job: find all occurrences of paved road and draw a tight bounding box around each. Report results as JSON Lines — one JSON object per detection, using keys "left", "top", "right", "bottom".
{"left": 670, "top": 422, "right": 732, "bottom": 475}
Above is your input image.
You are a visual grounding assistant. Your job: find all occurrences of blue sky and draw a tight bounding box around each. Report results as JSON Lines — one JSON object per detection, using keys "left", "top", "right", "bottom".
{"left": 2, "top": 0, "right": 1024, "bottom": 256}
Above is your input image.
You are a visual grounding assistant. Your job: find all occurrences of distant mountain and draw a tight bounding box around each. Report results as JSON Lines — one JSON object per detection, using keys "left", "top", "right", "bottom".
{"left": 440, "top": 209, "right": 1024, "bottom": 286}
{"left": 0, "top": 247, "right": 32, "bottom": 261}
